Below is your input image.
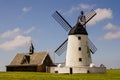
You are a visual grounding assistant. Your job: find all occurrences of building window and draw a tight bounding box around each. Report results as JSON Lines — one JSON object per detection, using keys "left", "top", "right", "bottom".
{"left": 78, "top": 36, "right": 81, "bottom": 40}
{"left": 79, "top": 58, "right": 82, "bottom": 62}
{"left": 78, "top": 47, "right": 81, "bottom": 51}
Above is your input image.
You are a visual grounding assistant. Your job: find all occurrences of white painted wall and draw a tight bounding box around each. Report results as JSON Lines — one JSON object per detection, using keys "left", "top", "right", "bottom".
{"left": 66, "top": 34, "right": 92, "bottom": 67}
{"left": 49, "top": 66, "right": 106, "bottom": 74}
{"left": 49, "top": 67, "right": 70, "bottom": 74}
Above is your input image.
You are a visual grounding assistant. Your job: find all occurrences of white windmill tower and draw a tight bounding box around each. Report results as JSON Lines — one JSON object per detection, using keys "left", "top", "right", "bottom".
{"left": 66, "top": 11, "right": 92, "bottom": 67}
{"left": 52, "top": 10, "right": 106, "bottom": 74}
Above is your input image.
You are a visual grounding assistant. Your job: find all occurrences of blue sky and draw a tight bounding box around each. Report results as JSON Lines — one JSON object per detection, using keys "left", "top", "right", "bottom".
{"left": 0, "top": 0, "right": 120, "bottom": 71}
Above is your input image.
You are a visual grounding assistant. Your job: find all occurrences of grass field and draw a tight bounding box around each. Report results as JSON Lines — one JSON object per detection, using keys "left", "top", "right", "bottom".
{"left": 0, "top": 69, "right": 120, "bottom": 80}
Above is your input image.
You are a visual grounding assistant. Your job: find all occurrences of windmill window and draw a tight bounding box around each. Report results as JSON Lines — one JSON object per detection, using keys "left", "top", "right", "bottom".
{"left": 78, "top": 47, "right": 81, "bottom": 51}
{"left": 79, "top": 58, "right": 82, "bottom": 62}
{"left": 78, "top": 36, "right": 81, "bottom": 40}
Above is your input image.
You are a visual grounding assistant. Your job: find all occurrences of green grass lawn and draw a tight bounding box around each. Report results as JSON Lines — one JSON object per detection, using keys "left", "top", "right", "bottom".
{"left": 0, "top": 69, "right": 120, "bottom": 80}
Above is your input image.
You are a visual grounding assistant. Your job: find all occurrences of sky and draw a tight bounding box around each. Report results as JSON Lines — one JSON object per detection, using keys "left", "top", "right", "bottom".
{"left": 0, "top": 0, "right": 120, "bottom": 71}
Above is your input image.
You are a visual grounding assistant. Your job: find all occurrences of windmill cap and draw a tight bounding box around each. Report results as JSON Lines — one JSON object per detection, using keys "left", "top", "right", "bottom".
{"left": 68, "top": 24, "right": 88, "bottom": 35}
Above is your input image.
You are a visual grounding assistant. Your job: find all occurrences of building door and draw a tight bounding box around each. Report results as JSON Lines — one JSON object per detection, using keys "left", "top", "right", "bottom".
{"left": 70, "top": 67, "right": 73, "bottom": 74}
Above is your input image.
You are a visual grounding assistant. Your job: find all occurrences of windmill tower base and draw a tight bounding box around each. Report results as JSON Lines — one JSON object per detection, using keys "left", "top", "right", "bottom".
{"left": 49, "top": 65, "right": 106, "bottom": 74}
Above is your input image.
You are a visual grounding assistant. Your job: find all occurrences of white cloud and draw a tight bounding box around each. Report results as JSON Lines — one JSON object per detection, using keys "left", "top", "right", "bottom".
{"left": 88, "top": 8, "right": 113, "bottom": 25}
{"left": 22, "top": 7, "right": 32, "bottom": 13}
{"left": 0, "top": 28, "right": 20, "bottom": 39}
{"left": 0, "top": 27, "right": 35, "bottom": 51}
{"left": 18, "top": 6, "right": 32, "bottom": 18}
{"left": 0, "top": 35, "right": 31, "bottom": 51}
{"left": 100, "top": 23, "right": 120, "bottom": 40}
{"left": 80, "top": 4, "right": 92, "bottom": 9}
{"left": 24, "top": 27, "right": 35, "bottom": 34}
{"left": 0, "top": 27, "right": 34, "bottom": 39}
{"left": 104, "top": 23, "right": 120, "bottom": 30}
{"left": 63, "top": 3, "right": 94, "bottom": 15}
{"left": 100, "top": 31, "right": 120, "bottom": 40}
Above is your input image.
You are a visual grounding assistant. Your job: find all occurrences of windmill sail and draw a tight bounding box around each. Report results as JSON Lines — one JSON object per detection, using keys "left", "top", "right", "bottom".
{"left": 83, "top": 9, "right": 97, "bottom": 54}
{"left": 88, "top": 39, "right": 97, "bottom": 54}
{"left": 55, "top": 39, "right": 68, "bottom": 56}
{"left": 84, "top": 9, "right": 96, "bottom": 25}
{"left": 52, "top": 11, "right": 72, "bottom": 32}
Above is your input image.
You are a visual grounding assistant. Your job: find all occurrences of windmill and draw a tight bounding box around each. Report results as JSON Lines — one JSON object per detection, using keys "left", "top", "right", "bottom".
{"left": 52, "top": 9, "right": 97, "bottom": 67}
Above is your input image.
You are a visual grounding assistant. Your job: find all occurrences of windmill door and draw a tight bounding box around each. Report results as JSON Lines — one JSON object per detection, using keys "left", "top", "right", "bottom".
{"left": 70, "top": 67, "right": 73, "bottom": 74}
